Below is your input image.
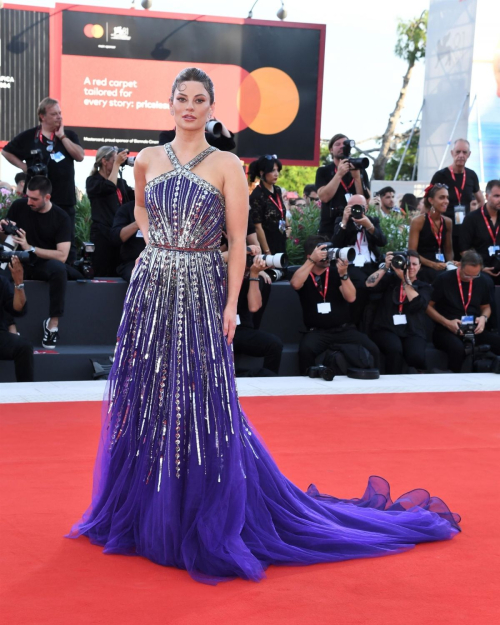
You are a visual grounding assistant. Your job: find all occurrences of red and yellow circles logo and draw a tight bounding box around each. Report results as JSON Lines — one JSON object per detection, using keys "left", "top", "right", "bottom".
{"left": 83, "top": 24, "right": 105, "bottom": 39}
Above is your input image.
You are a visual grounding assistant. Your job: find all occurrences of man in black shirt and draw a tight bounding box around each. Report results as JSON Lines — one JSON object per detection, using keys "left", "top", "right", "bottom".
{"left": 2, "top": 97, "right": 84, "bottom": 261}
{"left": 0, "top": 176, "right": 72, "bottom": 349}
{"left": 427, "top": 251, "right": 500, "bottom": 372}
{"left": 291, "top": 235, "right": 379, "bottom": 374}
{"left": 111, "top": 200, "right": 146, "bottom": 282}
{"left": 315, "top": 133, "right": 370, "bottom": 237}
{"left": 459, "top": 179, "right": 500, "bottom": 284}
{"left": 0, "top": 257, "right": 34, "bottom": 382}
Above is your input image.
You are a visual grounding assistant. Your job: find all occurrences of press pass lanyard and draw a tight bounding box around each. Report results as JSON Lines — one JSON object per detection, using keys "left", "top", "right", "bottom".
{"left": 310, "top": 268, "right": 329, "bottom": 301}
{"left": 449, "top": 167, "right": 466, "bottom": 204}
{"left": 37, "top": 128, "right": 55, "bottom": 152}
{"left": 427, "top": 213, "right": 444, "bottom": 251}
{"left": 456, "top": 270, "right": 473, "bottom": 315}
{"left": 269, "top": 194, "right": 284, "bottom": 220}
{"left": 481, "top": 207, "right": 499, "bottom": 244}
{"left": 333, "top": 164, "right": 354, "bottom": 193}
{"left": 398, "top": 282, "right": 407, "bottom": 314}
{"left": 355, "top": 229, "right": 365, "bottom": 253}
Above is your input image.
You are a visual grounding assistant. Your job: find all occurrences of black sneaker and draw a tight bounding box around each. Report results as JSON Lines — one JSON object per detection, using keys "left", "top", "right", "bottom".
{"left": 42, "top": 319, "right": 59, "bottom": 349}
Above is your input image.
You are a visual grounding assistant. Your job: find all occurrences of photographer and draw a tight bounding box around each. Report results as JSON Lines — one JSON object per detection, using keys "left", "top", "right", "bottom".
{"left": 159, "top": 119, "right": 236, "bottom": 151}
{"left": 87, "top": 147, "right": 135, "bottom": 277}
{"left": 332, "top": 195, "right": 387, "bottom": 277}
{"left": 111, "top": 200, "right": 145, "bottom": 282}
{"left": 0, "top": 176, "right": 71, "bottom": 349}
{"left": 366, "top": 251, "right": 431, "bottom": 374}
{"left": 1, "top": 97, "right": 84, "bottom": 261}
{"left": 232, "top": 251, "right": 283, "bottom": 376}
{"left": 459, "top": 180, "right": 500, "bottom": 285}
{"left": 291, "top": 235, "right": 379, "bottom": 375}
{"left": 316, "top": 134, "right": 370, "bottom": 237}
{"left": 0, "top": 257, "right": 33, "bottom": 382}
{"left": 426, "top": 251, "right": 500, "bottom": 372}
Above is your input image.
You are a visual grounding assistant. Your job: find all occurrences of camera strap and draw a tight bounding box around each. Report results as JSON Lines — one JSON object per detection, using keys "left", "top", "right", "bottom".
{"left": 309, "top": 268, "right": 329, "bottom": 301}
{"left": 268, "top": 194, "right": 284, "bottom": 220}
{"left": 398, "top": 282, "right": 407, "bottom": 314}
{"left": 427, "top": 213, "right": 444, "bottom": 251}
{"left": 448, "top": 167, "right": 466, "bottom": 204}
{"left": 456, "top": 270, "right": 473, "bottom": 315}
{"left": 481, "top": 207, "right": 499, "bottom": 244}
{"left": 333, "top": 165, "right": 354, "bottom": 193}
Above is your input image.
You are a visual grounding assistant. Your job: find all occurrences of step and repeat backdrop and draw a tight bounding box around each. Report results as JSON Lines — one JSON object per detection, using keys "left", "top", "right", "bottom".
{"left": 1, "top": 4, "right": 325, "bottom": 164}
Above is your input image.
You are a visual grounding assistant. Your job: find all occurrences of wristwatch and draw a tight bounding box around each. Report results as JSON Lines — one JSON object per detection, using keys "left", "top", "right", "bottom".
{"left": 340, "top": 274, "right": 349, "bottom": 281}
{"left": 339, "top": 222, "right": 347, "bottom": 229}
{"left": 28, "top": 246, "right": 36, "bottom": 254}
{"left": 378, "top": 262, "right": 387, "bottom": 271}
{"left": 14, "top": 283, "right": 25, "bottom": 290}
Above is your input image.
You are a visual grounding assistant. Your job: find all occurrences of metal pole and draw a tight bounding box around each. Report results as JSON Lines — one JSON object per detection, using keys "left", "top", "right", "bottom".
{"left": 394, "top": 100, "right": 424, "bottom": 180}
{"left": 476, "top": 100, "right": 485, "bottom": 186}
{"left": 438, "top": 92, "right": 469, "bottom": 170}
{"left": 411, "top": 146, "right": 419, "bottom": 181}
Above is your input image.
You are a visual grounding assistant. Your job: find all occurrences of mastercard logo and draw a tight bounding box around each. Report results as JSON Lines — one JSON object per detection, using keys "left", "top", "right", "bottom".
{"left": 84, "top": 24, "right": 105, "bottom": 39}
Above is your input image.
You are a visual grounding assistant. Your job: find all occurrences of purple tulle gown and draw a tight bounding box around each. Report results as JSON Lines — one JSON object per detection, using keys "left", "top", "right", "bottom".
{"left": 68, "top": 143, "right": 461, "bottom": 584}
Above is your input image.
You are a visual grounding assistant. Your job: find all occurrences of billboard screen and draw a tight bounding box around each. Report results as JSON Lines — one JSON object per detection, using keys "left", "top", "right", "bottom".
{"left": 51, "top": 6, "right": 325, "bottom": 164}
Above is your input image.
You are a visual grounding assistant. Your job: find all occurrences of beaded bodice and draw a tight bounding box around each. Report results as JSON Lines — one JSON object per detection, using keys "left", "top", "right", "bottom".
{"left": 144, "top": 143, "right": 225, "bottom": 250}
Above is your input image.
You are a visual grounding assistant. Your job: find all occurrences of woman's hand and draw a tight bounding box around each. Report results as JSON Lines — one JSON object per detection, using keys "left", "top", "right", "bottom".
{"left": 223, "top": 304, "right": 238, "bottom": 346}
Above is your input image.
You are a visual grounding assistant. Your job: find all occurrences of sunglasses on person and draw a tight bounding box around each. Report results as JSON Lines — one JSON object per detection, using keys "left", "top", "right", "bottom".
{"left": 264, "top": 154, "right": 278, "bottom": 160}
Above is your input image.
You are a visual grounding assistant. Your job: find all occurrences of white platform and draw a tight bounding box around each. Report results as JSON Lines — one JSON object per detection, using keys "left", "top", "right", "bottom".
{"left": 0, "top": 374, "right": 498, "bottom": 404}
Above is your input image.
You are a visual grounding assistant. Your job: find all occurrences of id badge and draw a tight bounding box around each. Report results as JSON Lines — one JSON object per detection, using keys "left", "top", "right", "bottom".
{"left": 461, "top": 315, "right": 474, "bottom": 324}
{"left": 353, "top": 255, "right": 365, "bottom": 267}
{"left": 136, "top": 230, "right": 144, "bottom": 238}
{"left": 488, "top": 245, "right": 500, "bottom": 256}
{"left": 393, "top": 314, "right": 407, "bottom": 325}
{"left": 236, "top": 315, "right": 241, "bottom": 326}
{"left": 317, "top": 302, "right": 331, "bottom": 314}
{"left": 344, "top": 193, "right": 352, "bottom": 203}
{"left": 435, "top": 253, "right": 445, "bottom": 262}
{"left": 279, "top": 219, "right": 286, "bottom": 233}
{"left": 50, "top": 151, "right": 65, "bottom": 163}
{"left": 454, "top": 205, "right": 465, "bottom": 225}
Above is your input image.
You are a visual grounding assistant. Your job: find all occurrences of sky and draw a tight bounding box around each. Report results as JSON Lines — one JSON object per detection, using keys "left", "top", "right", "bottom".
{"left": 0, "top": 0, "right": 430, "bottom": 189}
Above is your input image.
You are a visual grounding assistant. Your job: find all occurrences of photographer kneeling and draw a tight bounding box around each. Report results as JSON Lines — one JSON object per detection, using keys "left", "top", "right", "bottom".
{"left": 426, "top": 250, "right": 500, "bottom": 372}
{"left": 366, "top": 251, "right": 431, "bottom": 374}
{"left": 0, "top": 257, "right": 34, "bottom": 382}
{"left": 111, "top": 200, "right": 146, "bottom": 283}
{"left": 86, "top": 147, "right": 135, "bottom": 277}
{"left": 291, "top": 235, "right": 379, "bottom": 376}
{"left": 0, "top": 176, "right": 71, "bottom": 349}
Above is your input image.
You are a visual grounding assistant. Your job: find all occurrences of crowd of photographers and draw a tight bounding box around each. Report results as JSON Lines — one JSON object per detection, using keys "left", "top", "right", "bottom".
{"left": 0, "top": 97, "right": 499, "bottom": 381}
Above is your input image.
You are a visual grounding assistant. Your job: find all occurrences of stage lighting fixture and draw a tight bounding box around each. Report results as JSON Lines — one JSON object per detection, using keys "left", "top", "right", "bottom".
{"left": 141, "top": 0, "right": 153, "bottom": 9}
{"left": 277, "top": 2, "right": 287, "bottom": 20}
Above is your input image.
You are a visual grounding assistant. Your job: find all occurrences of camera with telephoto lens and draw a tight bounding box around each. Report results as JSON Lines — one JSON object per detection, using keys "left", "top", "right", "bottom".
{"left": 0, "top": 245, "right": 31, "bottom": 264}
{"left": 0, "top": 220, "right": 25, "bottom": 271}
{"left": 116, "top": 147, "right": 135, "bottom": 167}
{"left": 341, "top": 139, "right": 369, "bottom": 170}
{"left": 245, "top": 248, "right": 289, "bottom": 270}
{"left": 350, "top": 204, "right": 365, "bottom": 220}
{"left": 205, "top": 120, "right": 222, "bottom": 138}
{"left": 73, "top": 242, "right": 96, "bottom": 279}
{"left": 266, "top": 268, "right": 284, "bottom": 282}
{"left": 306, "top": 365, "right": 335, "bottom": 381}
{"left": 317, "top": 242, "right": 356, "bottom": 263}
{"left": 26, "top": 149, "right": 49, "bottom": 178}
{"left": 391, "top": 251, "right": 408, "bottom": 271}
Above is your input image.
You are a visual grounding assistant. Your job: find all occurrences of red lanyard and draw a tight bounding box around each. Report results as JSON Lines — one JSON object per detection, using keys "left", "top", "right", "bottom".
{"left": 39, "top": 129, "right": 55, "bottom": 144}
{"left": 398, "top": 282, "right": 407, "bottom": 314}
{"left": 310, "top": 268, "right": 329, "bottom": 302}
{"left": 456, "top": 270, "right": 473, "bottom": 315}
{"left": 333, "top": 164, "right": 354, "bottom": 193}
{"left": 269, "top": 194, "right": 284, "bottom": 219}
{"left": 427, "top": 213, "right": 444, "bottom": 251}
{"left": 356, "top": 230, "right": 365, "bottom": 253}
{"left": 449, "top": 167, "right": 466, "bottom": 204}
{"left": 481, "top": 207, "right": 499, "bottom": 245}
{"left": 116, "top": 188, "right": 123, "bottom": 205}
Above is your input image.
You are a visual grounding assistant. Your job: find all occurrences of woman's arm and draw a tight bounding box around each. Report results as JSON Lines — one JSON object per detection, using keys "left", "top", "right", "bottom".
{"left": 254, "top": 223, "right": 270, "bottom": 254}
{"left": 133, "top": 150, "right": 150, "bottom": 245}
{"left": 444, "top": 217, "right": 454, "bottom": 262}
{"left": 222, "top": 153, "right": 250, "bottom": 345}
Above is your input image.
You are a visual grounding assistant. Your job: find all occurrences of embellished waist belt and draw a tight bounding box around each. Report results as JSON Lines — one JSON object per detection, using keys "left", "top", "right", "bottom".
{"left": 149, "top": 242, "right": 220, "bottom": 253}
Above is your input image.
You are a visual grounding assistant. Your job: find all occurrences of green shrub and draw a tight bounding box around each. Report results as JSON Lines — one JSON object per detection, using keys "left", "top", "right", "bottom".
{"left": 367, "top": 206, "right": 411, "bottom": 253}
{"left": 286, "top": 204, "right": 321, "bottom": 265}
{"left": 75, "top": 194, "right": 92, "bottom": 249}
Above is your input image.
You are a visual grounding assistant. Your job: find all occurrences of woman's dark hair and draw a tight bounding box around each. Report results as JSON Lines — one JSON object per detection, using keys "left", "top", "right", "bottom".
{"left": 400, "top": 193, "right": 417, "bottom": 211}
{"left": 248, "top": 155, "right": 283, "bottom": 183}
{"left": 407, "top": 250, "right": 421, "bottom": 263}
{"left": 423, "top": 184, "right": 448, "bottom": 210}
{"left": 170, "top": 67, "right": 215, "bottom": 104}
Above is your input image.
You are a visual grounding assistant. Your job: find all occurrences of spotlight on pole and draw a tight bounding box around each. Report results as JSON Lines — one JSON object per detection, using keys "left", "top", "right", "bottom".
{"left": 277, "top": 1, "right": 287, "bottom": 20}
{"left": 141, "top": 0, "right": 153, "bottom": 9}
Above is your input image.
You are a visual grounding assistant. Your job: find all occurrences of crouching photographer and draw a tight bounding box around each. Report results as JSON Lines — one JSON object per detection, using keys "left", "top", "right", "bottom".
{"left": 366, "top": 250, "right": 432, "bottom": 374}
{"left": 111, "top": 200, "right": 146, "bottom": 282}
{"left": 291, "top": 235, "right": 379, "bottom": 377}
{"left": 426, "top": 250, "right": 500, "bottom": 372}
{"left": 0, "top": 256, "right": 34, "bottom": 382}
{"left": 226, "top": 247, "right": 283, "bottom": 375}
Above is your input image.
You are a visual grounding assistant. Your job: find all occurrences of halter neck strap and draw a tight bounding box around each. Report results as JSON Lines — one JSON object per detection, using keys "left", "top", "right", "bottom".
{"left": 164, "top": 143, "right": 216, "bottom": 171}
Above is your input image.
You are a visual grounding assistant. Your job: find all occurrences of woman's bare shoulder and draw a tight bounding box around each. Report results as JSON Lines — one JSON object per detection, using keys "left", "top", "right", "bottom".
{"left": 136, "top": 146, "right": 164, "bottom": 164}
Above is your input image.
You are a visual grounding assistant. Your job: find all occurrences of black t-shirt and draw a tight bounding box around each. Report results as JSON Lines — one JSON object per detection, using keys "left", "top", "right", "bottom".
{"left": 459, "top": 206, "right": 500, "bottom": 267}
{"left": 111, "top": 200, "right": 146, "bottom": 265}
{"left": 315, "top": 162, "right": 370, "bottom": 236}
{"left": 431, "top": 270, "right": 490, "bottom": 320}
{"left": 371, "top": 273, "right": 432, "bottom": 338}
{"left": 236, "top": 276, "right": 266, "bottom": 328}
{"left": 430, "top": 167, "right": 480, "bottom": 220}
{"left": 86, "top": 173, "right": 134, "bottom": 230}
{"left": 249, "top": 183, "right": 287, "bottom": 254}
{"left": 3, "top": 126, "right": 81, "bottom": 206}
{"left": 296, "top": 266, "right": 350, "bottom": 330}
{"left": 0, "top": 275, "right": 27, "bottom": 332}
{"left": 7, "top": 198, "right": 71, "bottom": 250}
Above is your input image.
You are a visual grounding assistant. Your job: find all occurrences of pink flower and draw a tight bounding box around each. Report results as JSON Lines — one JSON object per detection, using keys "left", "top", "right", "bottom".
{"left": 293, "top": 238, "right": 300, "bottom": 245}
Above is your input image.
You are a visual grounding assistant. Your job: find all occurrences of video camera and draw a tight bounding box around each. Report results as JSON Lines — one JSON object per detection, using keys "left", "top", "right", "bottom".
{"left": 317, "top": 242, "right": 356, "bottom": 263}
{"left": 341, "top": 139, "right": 369, "bottom": 170}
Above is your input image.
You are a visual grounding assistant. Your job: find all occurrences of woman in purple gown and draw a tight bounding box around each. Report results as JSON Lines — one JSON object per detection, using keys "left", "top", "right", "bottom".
{"left": 68, "top": 68, "right": 460, "bottom": 584}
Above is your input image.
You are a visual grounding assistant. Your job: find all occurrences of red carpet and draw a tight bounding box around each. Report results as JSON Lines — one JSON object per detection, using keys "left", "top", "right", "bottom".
{"left": 1, "top": 392, "right": 499, "bottom": 624}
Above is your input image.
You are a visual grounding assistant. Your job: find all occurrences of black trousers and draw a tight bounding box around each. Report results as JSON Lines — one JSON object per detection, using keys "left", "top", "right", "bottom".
{"left": 25, "top": 259, "right": 67, "bottom": 318}
{"left": 299, "top": 326, "right": 380, "bottom": 375}
{"left": 0, "top": 331, "right": 34, "bottom": 382}
{"left": 90, "top": 225, "right": 120, "bottom": 278}
{"left": 233, "top": 326, "right": 283, "bottom": 374}
{"left": 116, "top": 260, "right": 135, "bottom": 283}
{"left": 433, "top": 325, "right": 500, "bottom": 373}
{"left": 371, "top": 329, "right": 427, "bottom": 374}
